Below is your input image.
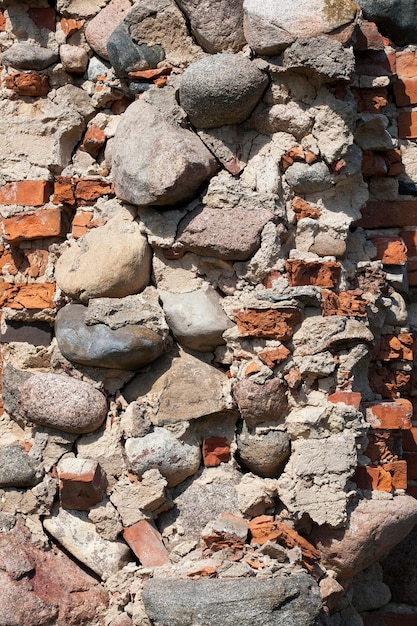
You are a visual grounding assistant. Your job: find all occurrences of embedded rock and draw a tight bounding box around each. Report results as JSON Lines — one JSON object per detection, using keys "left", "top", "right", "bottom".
{"left": 112, "top": 100, "right": 217, "bottom": 206}
{"left": 55, "top": 216, "right": 151, "bottom": 303}
{"left": 55, "top": 303, "right": 165, "bottom": 370}
{"left": 1, "top": 43, "right": 59, "bottom": 70}
{"left": 175, "top": 0, "right": 245, "bottom": 53}
{"left": 17, "top": 373, "right": 108, "bottom": 434}
{"left": 159, "top": 286, "right": 232, "bottom": 352}
{"left": 143, "top": 574, "right": 321, "bottom": 626}
{"left": 60, "top": 44, "right": 89, "bottom": 73}
{"left": 233, "top": 377, "right": 288, "bottom": 428}
{"left": 177, "top": 205, "right": 273, "bottom": 261}
{"left": 125, "top": 427, "right": 201, "bottom": 487}
{"left": 284, "top": 162, "right": 333, "bottom": 194}
{"left": 107, "top": 23, "right": 165, "bottom": 76}
{"left": 243, "top": 0, "right": 359, "bottom": 55}
{"left": 358, "top": 0, "right": 417, "bottom": 46}
{"left": 85, "top": 0, "right": 131, "bottom": 60}
{"left": 282, "top": 37, "right": 356, "bottom": 81}
{"left": 0, "top": 445, "right": 40, "bottom": 488}
{"left": 293, "top": 316, "right": 373, "bottom": 356}
{"left": 236, "top": 424, "right": 291, "bottom": 478}
{"left": 381, "top": 523, "right": 417, "bottom": 605}
{"left": 179, "top": 54, "right": 268, "bottom": 129}
{"left": 312, "top": 496, "right": 417, "bottom": 579}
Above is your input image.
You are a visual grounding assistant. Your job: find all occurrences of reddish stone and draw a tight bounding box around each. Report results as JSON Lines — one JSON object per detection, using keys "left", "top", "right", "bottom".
{"left": 0, "top": 282, "right": 55, "bottom": 310}
{"left": 402, "top": 427, "right": 417, "bottom": 453}
{"left": 75, "top": 179, "right": 114, "bottom": 204}
{"left": 328, "top": 391, "right": 361, "bottom": 409}
{"left": 365, "top": 431, "right": 401, "bottom": 464}
{"left": 373, "top": 333, "right": 414, "bottom": 362}
{"left": 5, "top": 72, "right": 49, "bottom": 97}
{"left": 259, "top": 345, "right": 291, "bottom": 367}
{"left": 59, "top": 459, "right": 107, "bottom": 510}
{"left": 321, "top": 289, "right": 367, "bottom": 317}
{"left": 28, "top": 8, "right": 56, "bottom": 31}
{"left": 52, "top": 176, "right": 76, "bottom": 206}
{"left": 233, "top": 376, "right": 288, "bottom": 427}
{"left": 233, "top": 307, "right": 302, "bottom": 341}
{"left": 364, "top": 399, "right": 412, "bottom": 430}
{"left": 80, "top": 125, "right": 106, "bottom": 158}
{"left": 129, "top": 67, "right": 172, "bottom": 80}
{"left": 0, "top": 207, "right": 68, "bottom": 243}
{"left": 291, "top": 196, "right": 320, "bottom": 221}
{"left": 398, "top": 110, "right": 417, "bottom": 139}
{"left": 61, "top": 18, "right": 84, "bottom": 37}
{"left": 357, "top": 200, "right": 417, "bottom": 228}
{"left": 354, "top": 20, "right": 386, "bottom": 51}
{"left": 0, "top": 180, "right": 52, "bottom": 207}
{"left": 352, "top": 87, "right": 388, "bottom": 113}
{"left": 0, "top": 10, "right": 5, "bottom": 31}
{"left": 284, "top": 367, "right": 302, "bottom": 389}
{"left": 369, "top": 235, "right": 407, "bottom": 265}
{"left": 202, "top": 437, "right": 230, "bottom": 467}
{"left": 368, "top": 366, "right": 411, "bottom": 399}
{"left": 285, "top": 260, "right": 341, "bottom": 288}
{"left": 71, "top": 211, "right": 94, "bottom": 238}
{"left": 361, "top": 150, "right": 387, "bottom": 177}
{"left": 123, "top": 520, "right": 169, "bottom": 567}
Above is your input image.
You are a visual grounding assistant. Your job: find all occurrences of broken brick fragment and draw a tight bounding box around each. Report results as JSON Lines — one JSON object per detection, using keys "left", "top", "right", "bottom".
{"left": 202, "top": 437, "right": 230, "bottom": 467}
{"left": 80, "top": 125, "right": 106, "bottom": 158}
{"left": 0, "top": 282, "right": 55, "bottom": 310}
{"left": 5, "top": 72, "right": 49, "bottom": 97}
{"left": 369, "top": 235, "right": 407, "bottom": 265}
{"left": 285, "top": 260, "right": 341, "bottom": 288}
{"left": 28, "top": 7, "right": 56, "bottom": 31}
{"left": 59, "top": 458, "right": 107, "bottom": 510}
{"left": 291, "top": 197, "right": 321, "bottom": 221}
{"left": 123, "top": 520, "right": 169, "bottom": 567}
{"left": 364, "top": 399, "right": 412, "bottom": 430}
{"left": 259, "top": 345, "right": 291, "bottom": 368}
{"left": 202, "top": 513, "right": 248, "bottom": 558}
{"left": 233, "top": 308, "right": 302, "bottom": 341}
{"left": 372, "top": 333, "right": 414, "bottom": 362}
{"left": 328, "top": 391, "right": 361, "bottom": 409}
{"left": 61, "top": 18, "right": 84, "bottom": 37}
{"left": 0, "top": 207, "right": 69, "bottom": 243}
{"left": 321, "top": 289, "right": 367, "bottom": 317}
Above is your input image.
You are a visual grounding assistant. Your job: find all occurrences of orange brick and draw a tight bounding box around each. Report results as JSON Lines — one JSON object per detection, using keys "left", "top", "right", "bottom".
{"left": 0, "top": 282, "right": 55, "bottom": 309}
{"left": 80, "top": 125, "right": 106, "bottom": 158}
{"left": 259, "top": 345, "right": 291, "bottom": 367}
{"left": 364, "top": 399, "right": 412, "bottom": 430}
{"left": 61, "top": 17, "right": 84, "bottom": 37}
{"left": 400, "top": 229, "right": 417, "bottom": 255}
{"left": 373, "top": 333, "right": 414, "bottom": 361}
{"left": 291, "top": 197, "right": 321, "bottom": 221}
{"left": 396, "top": 50, "right": 417, "bottom": 78}
{"left": 75, "top": 179, "right": 114, "bottom": 204}
{"left": 285, "top": 260, "right": 341, "bottom": 288}
{"left": 28, "top": 7, "right": 56, "bottom": 31}
{"left": 383, "top": 149, "right": 404, "bottom": 176}
{"left": 129, "top": 67, "right": 172, "bottom": 80}
{"left": 0, "top": 207, "right": 68, "bottom": 243}
{"left": 369, "top": 236, "right": 407, "bottom": 265}
{"left": 368, "top": 366, "right": 410, "bottom": 400}
{"left": 202, "top": 437, "right": 230, "bottom": 467}
{"left": 123, "top": 520, "right": 169, "bottom": 567}
{"left": 321, "top": 289, "right": 367, "bottom": 317}
{"left": 0, "top": 10, "right": 5, "bottom": 31}
{"left": 328, "top": 391, "right": 361, "bottom": 409}
{"left": 398, "top": 110, "right": 417, "bottom": 139}
{"left": 5, "top": 72, "right": 49, "bottom": 97}
{"left": 233, "top": 307, "right": 302, "bottom": 341}
{"left": 0, "top": 181, "right": 52, "bottom": 207}
{"left": 365, "top": 431, "right": 401, "bottom": 464}
{"left": 353, "top": 465, "right": 394, "bottom": 492}
{"left": 402, "top": 426, "right": 417, "bottom": 452}
{"left": 393, "top": 77, "right": 417, "bottom": 107}
{"left": 52, "top": 176, "right": 76, "bottom": 206}
{"left": 59, "top": 458, "right": 107, "bottom": 510}
{"left": 384, "top": 460, "right": 407, "bottom": 489}
{"left": 357, "top": 200, "right": 417, "bottom": 228}
{"left": 71, "top": 211, "right": 94, "bottom": 239}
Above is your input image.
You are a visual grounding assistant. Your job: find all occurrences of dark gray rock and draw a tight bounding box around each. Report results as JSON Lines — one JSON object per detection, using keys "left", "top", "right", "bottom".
{"left": 358, "top": 0, "right": 417, "bottom": 46}
{"left": 2, "top": 364, "right": 32, "bottom": 419}
{"left": 1, "top": 321, "right": 52, "bottom": 346}
{"left": 107, "top": 23, "right": 164, "bottom": 76}
{"left": 2, "top": 43, "right": 59, "bottom": 70}
{"left": 283, "top": 37, "right": 355, "bottom": 82}
{"left": 143, "top": 574, "right": 321, "bottom": 626}
{"left": 236, "top": 423, "right": 290, "bottom": 478}
{"left": 55, "top": 303, "right": 165, "bottom": 370}
{"left": 0, "top": 445, "right": 40, "bottom": 487}
{"left": 179, "top": 54, "right": 268, "bottom": 129}
{"left": 382, "top": 523, "right": 417, "bottom": 605}
{"left": 284, "top": 161, "right": 333, "bottom": 194}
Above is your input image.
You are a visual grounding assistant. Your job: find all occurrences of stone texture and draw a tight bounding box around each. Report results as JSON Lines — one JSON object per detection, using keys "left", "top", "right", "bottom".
{"left": 125, "top": 428, "right": 201, "bottom": 487}
{"left": 358, "top": 0, "right": 417, "bottom": 46}
{"left": 177, "top": 206, "right": 273, "bottom": 261}
{"left": 179, "top": 54, "right": 268, "bottom": 129}
{"left": 123, "top": 520, "right": 170, "bottom": 567}
{"left": 110, "top": 470, "right": 167, "bottom": 525}
{"left": 43, "top": 506, "right": 131, "bottom": 578}
{"left": 160, "top": 286, "right": 232, "bottom": 352}
{"left": 293, "top": 316, "right": 373, "bottom": 356}
{"left": 55, "top": 302, "right": 165, "bottom": 370}
{"left": 243, "top": 0, "right": 359, "bottom": 55}
{"left": 175, "top": 0, "right": 245, "bottom": 53}
{"left": 85, "top": 0, "right": 131, "bottom": 60}
{"left": 282, "top": 37, "right": 356, "bottom": 81}
{"left": 1, "top": 43, "right": 58, "bottom": 70}
{"left": 312, "top": 496, "right": 417, "bottom": 579}
{"left": 236, "top": 424, "right": 290, "bottom": 478}
{"left": 55, "top": 215, "right": 151, "bottom": 303}
{"left": 143, "top": 575, "right": 321, "bottom": 626}
{"left": 233, "top": 377, "right": 288, "bottom": 428}
{"left": 17, "top": 373, "right": 108, "bottom": 434}
{"left": 112, "top": 100, "right": 217, "bottom": 206}
{"left": 284, "top": 162, "right": 333, "bottom": 194}
{"left": 60, "top": 44, "right": 89, "bottom": 73}
{"left": 0, "top": 445, "right": 40, "bottom": 488}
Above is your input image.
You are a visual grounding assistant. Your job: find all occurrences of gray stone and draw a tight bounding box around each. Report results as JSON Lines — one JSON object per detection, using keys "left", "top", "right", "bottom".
{"left": 179, "top": 54, "right": 268, "bottom": 129}
{"left": 85, "top": 0, "right": 132, "bottom": 60}
{"left": 1, "top": 43, "right": 59, "bottom": 70}
{"left": 294, "top": 351, "right": 336, "bottom": 378}
{"left": 125, "top": 428, "right": 201, "bottom": 487}
{"left": 55, "top": 215, "right": 152, "bottom": 303}
{"left": 17, "top": 373, "right": 108, "bottom": 434}
{"left": 236, "top": 424, "right": 290, "bottom": 478}
{"left": 358, "top": 0, "right": 417, "bottom": 46}
{"left": 293, "top": 316, "right": 374, "bottom": 356}
{"left": 283, "top": 37, "right": 356, "bottom": 81}
{"left": 112, "top": 100, "right": 217, "bottom": 206}
{"left": 107, "top": 23, "right": 165, "bottom": 76}
{"left": 55, "top": 303, "right": 165, "bottom": 370}
{"left": 233, "top": 377, "right": 288, "bottom": 428}
{"left": 249, "top": 102, "right": 313, "bottom": 140}
{"left": 284, "top": 161, "right": 333, "bottom": 194}
{"left": 160, "top": 287, "right": 232, "bottom": 352}
{"left": 236, "top": 473, "right": 278, "bottom": 517}
{"left": 243, "top": 0, "right": 359, "bottom": 55}
{"left": 143, "top": 574, "right": 321, "bottom": 626}
{"left": 0, "top": 445, "right": 40, "bottom": 488}
{"left": 352, "top": 571, "right": 391, "bottom": 613}
{"left": 175, "top": 0, "right": 245, "bottom": 53}
{"left": 1, "top": 321, "right": 52, "bottom": 347}
{"left": 110, "top": 470, "right": 167, "bottom": 525}
{"left": 177, "top": 206, "right": 273, "bottom": 261}
{"left": 59, "top": 44, "right": 89, "bottom": 74}
{"left": 87, "top": 56, "right": 110, "bottom": 81}
{"left": 355, "top": 114, "right": 393, "bottom": 151}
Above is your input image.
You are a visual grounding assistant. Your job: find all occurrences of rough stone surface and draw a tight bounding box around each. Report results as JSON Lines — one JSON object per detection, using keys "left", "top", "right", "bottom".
{"left": 293, "top": 316, "right": 374, "bottom": 356}
{"left": 358, "top": 0, "right": 417, "bottom": 46}
{"left": 282, "top": 37, "right": 356, "bottom": 81}
{"left": 284, "top": 162, "right": 333, "bottom": 194}
{"left": 1, "top": 43, "right": 59, "bottom": 70}
{"left": 112, "top": 100, "right": 217, "bottom": 206}
{"left": 233, "top": 377, "right": 288, "bottom": 428}
{"left": 142, "top": 575, "right": 321, "bottom": 626}
{"left": 236, "top": 424, "right": 290, "bottom": 478}
{"left": 85, "top": 0, "right": 131, "bottom": 60}
{"left": 180, "top": 54, "right": 268, "bottom": 129}
{"left": 17, "top": 373, "right": 108, "bottom": 434}
{"left": 0, "top": 445, "right": 40, "bottom": 488}
{"left": 55, "top": 215, "right": 151, "bottom": 303}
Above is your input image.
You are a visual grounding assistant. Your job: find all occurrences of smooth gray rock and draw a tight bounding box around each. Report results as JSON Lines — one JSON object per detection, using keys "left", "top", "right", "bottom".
{"left": 175, "top": 0, "right": 245, "bottom": 53}
{"left": 143, "top": 574, "right": 321, "bottom": 626}
{"left": 17, "top": 373, "right": 108, "bottom": 434}
{"left": 179, "top": 54, "right": 268, "bottom": 129}
{"left": 284, "top": 161, "right": 333, "bottom": 194}
{"left": 236, "top": 424, "right": 290, "bottom": 478}
{"left": 107, "top": 23, "right": 165, "bottom": 76}
{"left": 160, "top": 287, "right": 232, "bottom": 352}
{"left": 283, "top": 37, "right": 355, "bottom": 82}
{"left": 0, "top": 445, "right": 40, "bottom": 487}
{"left": 358, "top": 0, "right": 417, "bottom": 46}
{"left": 2, "top": 43, "right": 59, "bottom": 70}
{"left": 177, "top": 205, "right": 273, "bottom": 261}
{"left": 233, "top": 377, "right": 288, "bottom": 428}
{"left": 125, "top": 428, "right": 201, "bottom": 487}
{"left": 55, "top": 303, "right": 165, "bottom": 370}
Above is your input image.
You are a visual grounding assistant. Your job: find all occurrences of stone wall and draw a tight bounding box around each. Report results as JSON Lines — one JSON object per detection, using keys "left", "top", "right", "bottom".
{"left": 1, "top": 1, "right": 417, "bottom": 625}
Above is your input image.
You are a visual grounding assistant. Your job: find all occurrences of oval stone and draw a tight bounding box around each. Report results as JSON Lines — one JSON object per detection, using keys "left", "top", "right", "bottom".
{"left": 55, "top": 303, "right": 165, "bottom": 370}
{"left": 18, "top": 373, "right": 108, "bottom": 434}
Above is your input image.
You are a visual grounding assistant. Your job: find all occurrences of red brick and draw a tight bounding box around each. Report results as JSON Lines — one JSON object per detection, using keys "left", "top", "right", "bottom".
{"left": 53, "top": 176, "right": 76, "bottom": 206}
{"left": 285, "top": 260, "right": 340, "bottom": 288}
{"left": 202, "top": 437, "right": 230, "bottom": 467}
{"left": 328, "top": 391, "right": 361, "bottom": 409}
{"left": 128, "top": 67, "right": 172, "bottom": 80}
{"left": 233, "top": 307, "right": 302, "bottom": 341}
{"left": 0, "top": 181, "right": 52, "bottom": 206}
{"left": 361, "top": 150, "right": 387, "bottom": 177}
{"left": 368, "top": 366, "right": 411, "bottom": 399}
{"left": 259, "top": 345, "right": 291, "bottom": 367}
{"left": 400, "top": 229, "right": 417, "bottom": 255}
{"left": 291, "top": 196, "right": 321, "bottom": 220}
{"left": 80, "top": 125, "right": 106, "bottom": 158}
{"left": 321, "top": 289, "right": 367, "bottom": 317}
{"left": 71, "top": 211, "right": 93, "bottom": 238}
{"left": 384, "top": 460, "right": 407, "bottom": 489}
{"left": 402, "top": 426, "right": 417, "bottom": 452}
{"left": 59, "top": 458, "right": 107, "bottom": 510}
{"left": 407, "top": 259, "right": 417, "bottom": 286}
{"left": 398, "top": 110, "right": 417, "bottom": 139}
{"left": 355, "top": 49, "right": 395, "bottom": 77}
{"left": 384, "top": 149, "right": 404, "bottom": 176}
{"left": 0, "top": 207, "right": 69, "bottom": 243}
{"left": 365, "top": 431, "right": 401, "bottom": 464}
{"left": 354, "top": 20, "right": 386, "bottom": 51}
{"left": 357, "top": 200, "right": 417, "bottom": 228}
{"left": 396, "top": 50, "right": 417, "bottom": 78}
{"left": 403, "top": 452, "right": 417, "bottom": 480}
{"left": 353, "top": 465, "right": 395, "bottom": 492}
{"left": 75, "top": 179, "right": 114, "bottom": 204}
{"left": 393, "top": 77, "right": 417, "bottom": 107}
{"left": 373, "top": 333, "right": 414, "bottom": 362}
{"left": 352, "top": 87, "right": 388, "bottom": 113}
{"left": 364, "top": 399, "right": 412, "bottom": 430}
{"left": 0, "top": 248, "right": 48, "bottom": 279}
{"left": 5, "top": 72, "right": 49, "bottom": 97}
{"left": 61, "top": 18, "right": 84, "bottom": 37}
{"left": 0, "top": 282, "right": 55, "bottom": 310}
{"left": 123, "top": 520, "right": 169, "bottom": 567}
{"left": 28, "top": 7, "right": 56, "bottom": 31}
{"left": 369, "top": 236, "right": 407, "bottom": 265}
{"left": 0, "top": 10, "right": 5, "bottom": 31}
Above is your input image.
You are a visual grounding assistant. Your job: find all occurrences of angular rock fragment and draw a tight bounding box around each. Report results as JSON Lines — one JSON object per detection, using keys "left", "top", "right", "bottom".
{"left": 123, "top": 519, "right": 170, "bottom": 567}
{"left": 0, "top": 444, "right": 40, "bottom": 488}
{"left": 58, "top": 457, "right": 107, "bottom": 510}
{"left": 282, "top": 37, "right": 356, "bottom": 81}
{"left": 293, "top": 316, "right": 373, "bottom": 356}
{"left": 359, "top": 0, "right": 417, "bottom": 46}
